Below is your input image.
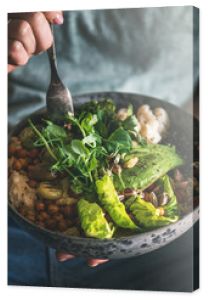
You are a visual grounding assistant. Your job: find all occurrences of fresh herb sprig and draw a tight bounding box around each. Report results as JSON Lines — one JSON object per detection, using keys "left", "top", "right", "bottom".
{"left": 29, "top": 99, "right": 143, "bottom": 194}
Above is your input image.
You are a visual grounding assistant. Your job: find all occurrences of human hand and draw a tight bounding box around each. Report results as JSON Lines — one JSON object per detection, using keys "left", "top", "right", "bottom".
{"left": 8, "top": 11, "right": 63, "bottom": 73}
{"left": 56, "top": 251, "right": 109, "bottom": 267}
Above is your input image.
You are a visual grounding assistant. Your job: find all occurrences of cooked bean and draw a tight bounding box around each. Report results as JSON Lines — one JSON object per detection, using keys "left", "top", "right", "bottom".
{"left": 8, "top": 144, "right": 18, "bottom": 156}
{"left": 39, "top": 211, "right": 49, "bottom": 221}
{"left": 35, "top": 202, "right": 45, "bottom": 211}
{"left": 28, "top": 149, "right": 39, "bottom": 159}
{"left": 53, "top": 213, "right": 65, "bottom": 222}
{"left": 19, "top": 158, "right": 28, "bottom": 169}
{"left": 47, "top": 204, "right": 59, "bottom": 215}
{"left": 61, "top": 205, "right": 77, "bottom": 218}
{"left": 57, "top": 220, "right": 68, "bottom": 232}
{"left": 45, "top": 219, "right": 57, "bottom": 230}
{"left": 28, "top": 179, "right": 38, "bottom": 188}
{"left": 16, "top": 148, "right": 28, "bottom": 158}
{"left": 13, "top": 160, "right": 22, "bottom": 171}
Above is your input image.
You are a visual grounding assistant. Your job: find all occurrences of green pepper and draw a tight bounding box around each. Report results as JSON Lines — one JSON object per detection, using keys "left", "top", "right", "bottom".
{"left": 77, "top": 199, "right": 114, "bottom": 239}
{"left": 113, "top": 144, "right": 183, "bottom": 192}
{"left": 129, "top": 175, "right": 179, "bottom": 229}
{"left": 96, "top": 175, "right": 138, "bottom": 230}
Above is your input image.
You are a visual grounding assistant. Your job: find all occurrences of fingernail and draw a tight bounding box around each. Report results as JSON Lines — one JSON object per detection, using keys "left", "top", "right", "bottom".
{"left": 88, "top": 263, "right": 98, "bottom": 267}
{"left": 57, "top": 254, "right": 75, "bottom": 262}
{"left": 53, "top": 14, "right": 64, "bottom": 25}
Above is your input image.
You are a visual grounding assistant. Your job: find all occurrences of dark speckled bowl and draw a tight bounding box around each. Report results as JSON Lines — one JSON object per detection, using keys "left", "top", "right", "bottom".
{"left": 8, "top": 92, "right": 199, "bottom": 259}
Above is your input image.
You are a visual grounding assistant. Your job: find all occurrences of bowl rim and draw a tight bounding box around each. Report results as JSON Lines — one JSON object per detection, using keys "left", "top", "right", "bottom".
{"left": 8, "top": 91, "right": 199, "bottom": 243}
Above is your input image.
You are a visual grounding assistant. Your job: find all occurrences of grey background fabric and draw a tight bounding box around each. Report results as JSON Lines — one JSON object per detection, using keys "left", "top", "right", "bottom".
{"left": 8, "top": 6, "right": 199, "bottom": 127}
{"left": 8, "top": 6, "right": 199, "bottom": 291}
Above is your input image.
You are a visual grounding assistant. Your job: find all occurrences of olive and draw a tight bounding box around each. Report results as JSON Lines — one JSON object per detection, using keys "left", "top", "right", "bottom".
{"left": 37, "top": 182, "right": 63, "bottom": 200}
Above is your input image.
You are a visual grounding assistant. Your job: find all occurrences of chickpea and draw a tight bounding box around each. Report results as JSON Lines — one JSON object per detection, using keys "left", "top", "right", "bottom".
{"left": 47, "top": 204, "right": 59, "bottom": 215}
{"left": 8, "top": 144, "right": 18, "bottom": 156}
{"left": 37, "top": 182, "right": 63, "bottom": 200}
{"left": 28, "top": 179, "right": 38, "bottom": 188}
{"left": 28, "top": 149, "right": 39, "bottom": 159}
{"left": 45, "top": 219, "right": 57, "bottom": 230}
{"left": 57, "top": 220, "right": 68, "bottom": 232}
{"left": 53, "top": 213, "right": 65, "bottom": 222}
{"left": 39, "top": 211, "right": 49, "bottom": 221}
{"left": 13, "top": 160, "right": 22, "bottom": 171}
{"left": 19, "top": 158, "right": 28, "bottom": 169}
{"left": 35, "top": 202, "right": 45, "bottom": 211}
{"left": 61, "top": 205, "right": 77, "bottom": 218}
{"left": 16, "top": 148, "right": 28, "bottom": 158}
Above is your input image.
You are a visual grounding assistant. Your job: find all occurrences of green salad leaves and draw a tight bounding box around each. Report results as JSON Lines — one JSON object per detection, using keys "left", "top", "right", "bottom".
{"left": 27, "top": 99, "right": 184, "bottom": 238}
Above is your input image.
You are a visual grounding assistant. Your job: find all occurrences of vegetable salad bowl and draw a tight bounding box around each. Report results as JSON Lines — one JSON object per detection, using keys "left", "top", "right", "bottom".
{"left": 8, "top": 92, "right": 199, "bottom": 259}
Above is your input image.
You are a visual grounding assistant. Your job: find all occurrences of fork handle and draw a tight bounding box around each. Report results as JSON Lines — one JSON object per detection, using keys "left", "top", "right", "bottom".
{"left": 47, "top": 24, "right": 60, "bottom": 82}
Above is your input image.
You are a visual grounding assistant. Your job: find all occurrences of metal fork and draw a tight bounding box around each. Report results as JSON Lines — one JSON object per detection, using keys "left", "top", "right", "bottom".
{"left": 46, "top": 24, "right": 74, "bottom": 121}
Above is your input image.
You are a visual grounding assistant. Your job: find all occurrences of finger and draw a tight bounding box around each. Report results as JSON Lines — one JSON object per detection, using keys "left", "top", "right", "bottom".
{"left": 8, "top": 19, "right": 36, "bottom": 54}
{"left": 56, "top": 251, "right": 75, "bottom": 262}
{"left": 87, "top": 259, "right": 109, "bottom": 267}
{"left": 8, "top": 64, "right": 16, "bottom": 73}
{"left": 8, "top": 39, "right": 30, "bottom": 66}
{"left": 9, "top": 12, "right": 53, "bottom": 54}
{"left": 43, "top": 11, "right": 63, "bottom": 25}
{"left": 9, "top": 11, "right": 63, "bottom": 25}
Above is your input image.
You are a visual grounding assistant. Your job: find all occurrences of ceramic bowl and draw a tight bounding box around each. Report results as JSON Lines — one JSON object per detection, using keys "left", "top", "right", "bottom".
{"left": 8, "top": 92, "right": 199, "bottom": 259}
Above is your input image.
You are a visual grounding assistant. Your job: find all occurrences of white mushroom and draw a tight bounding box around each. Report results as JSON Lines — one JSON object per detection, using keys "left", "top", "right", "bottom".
{"left": 136, "top": 104, "right": 170, "bottom": 144}
{"left": 154, "top": 107, "right": 170, "bottom": 135}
